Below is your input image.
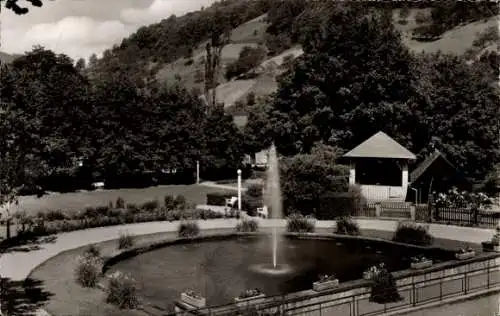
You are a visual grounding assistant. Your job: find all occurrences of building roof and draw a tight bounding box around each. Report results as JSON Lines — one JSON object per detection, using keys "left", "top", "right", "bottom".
{"left": 409, "top": 149, "right": 458, "bottom": 183}
{"left": 343, "top": 131, "right": 416, "bottom": 160}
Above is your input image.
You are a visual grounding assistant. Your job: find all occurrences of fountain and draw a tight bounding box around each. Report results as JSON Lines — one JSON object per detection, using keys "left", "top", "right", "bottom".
{"left": 249, "top": 144, "right": 293, "bottom": 276}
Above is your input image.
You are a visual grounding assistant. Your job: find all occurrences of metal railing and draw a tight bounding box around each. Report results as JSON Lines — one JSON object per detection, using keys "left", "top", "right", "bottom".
{"left": 170, "top": 261, "right": 500, "bottom": 316}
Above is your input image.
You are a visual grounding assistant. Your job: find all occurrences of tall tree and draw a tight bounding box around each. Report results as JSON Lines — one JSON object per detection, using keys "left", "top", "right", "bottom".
{"left": 8, "top": 46, "right": 91, "bottom": 174}
{"left": 409, "top": 52, "right": 500, "bottom": 181}
{"left": 204, "top": 9, "right": 232, "bottom": 109}
{"left": 200, "top": 107, "right": 245, "bottom": 180}
{"left": 262, "top": 5, "right": 414, "bottom": 155}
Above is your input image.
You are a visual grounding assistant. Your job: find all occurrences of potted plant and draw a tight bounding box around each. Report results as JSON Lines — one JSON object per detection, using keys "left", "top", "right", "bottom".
{"left": 482, "top": 227, "right": 500, "bottom": 252}
{"left": 455, "top": 246, "right": 476, "bottom": 260}
{"left": 410, "top": 255, "right": 433, "bottom": 269}
{"left": 180, "top": 290, "right": 206, "bottom": 308}
{"left": 234, "top": 288, "right": 266, "bottom": 307}
{"left": 312, "top": 274, "right": 339, "bottom": 291}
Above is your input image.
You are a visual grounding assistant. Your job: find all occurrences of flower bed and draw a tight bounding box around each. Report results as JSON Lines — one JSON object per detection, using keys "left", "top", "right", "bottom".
{"left": 455, "top": 247, "right": 475, "bottom": 260}
{"left": 181, "top": 290, "right": 206, "bottom": 308}
{"left": 2, "top": 196, "right": 235, "bottom": 249}
{"left": 483, "top": 227, "right": 500, "bottom": 252}
{"left": 312, "top": 274, "right": 339, "bottom": 291}
{"left": 410, "top": 255, "right": 433, "bottom": 269}
{"left": 234, "top": 289, "right": 266, "bottom": 307}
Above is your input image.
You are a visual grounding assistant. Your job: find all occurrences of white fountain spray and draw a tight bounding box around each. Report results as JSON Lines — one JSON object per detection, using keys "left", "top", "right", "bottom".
{"left": 266, "top": 144, "right": 283, "bottom": 269}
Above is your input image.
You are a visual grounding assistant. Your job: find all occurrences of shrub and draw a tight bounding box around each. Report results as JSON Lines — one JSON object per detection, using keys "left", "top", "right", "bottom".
{"left": 415, "top": 11, "right": 430, "bottom": 24}
{"left": 96, "top": 205, "right": 110, "bottom": 214}
{"left": 178, "top": 221, "right": 200, "bottom": 238}
{"left": 45, "top": 210, "right": 67, "bottom": 221}
{"left": 369, "top": 264, "right": 402, "bottom": 304}
{"left": 236, "top": 219, "right": 259, "bottom": 232}
{"left": 141, "top": 199, "right": 159, "bottom": 212}
{"left": 392, "top": 221, "right": 433, "bottom": 246}
{"left": 174, "top": 195, "right": 187, "bottom": 210}
{"left": 335, "top": 217, "right": 360, "bottom": 236}
{"left": 246, "top": 184, "right": 263, "bottom": 198}
{"left": 126, "top": 203, "right": 140, "bottom": 213}
{"left": 106, "top": 271, "right": 139, "bottom": 309}
{"left": 75, "top": 254, "right": 103, "bottom": 288}
{"left": 84, "top": 244, "right": 101, "bottom": 257}
{"left": 286, "top": 213, "right": 315, "bottom": 233}
{"left": 117, "top": 232, "right": 135, "bottom": 250}
{"left": 164, "top": 194, "right": 176, "bottom": 210}
{"left": 83, "top": 207, "right": 99, "bottom": 218}
{"left": 115, "top": 197, "right": 125, "bottom": 209}
{"left": 206, "top": 193, "right": 235, "bottom": 206}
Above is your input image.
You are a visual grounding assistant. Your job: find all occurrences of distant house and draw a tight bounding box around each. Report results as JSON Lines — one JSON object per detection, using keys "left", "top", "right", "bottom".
{"left": 408, "top": 149, "right": 472, "bottom": 204}
{"left": 244, "top": 148, "right": 270, "bottom": 168}
{"left": 343, "top": 131, "right": 416, "bottom": 203}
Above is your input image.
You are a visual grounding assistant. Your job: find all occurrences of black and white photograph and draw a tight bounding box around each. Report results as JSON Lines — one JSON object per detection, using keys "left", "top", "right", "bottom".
{"left": 0, "top": 0, "right": 499, "bottom": 315}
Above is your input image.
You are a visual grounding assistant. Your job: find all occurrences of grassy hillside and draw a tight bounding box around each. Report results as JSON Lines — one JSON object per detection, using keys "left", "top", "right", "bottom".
{"left": 0, "top": 51, "right": 20, "bottom": 64}
{"left": 89, "top": 0, "right": 497, "bottom": 123}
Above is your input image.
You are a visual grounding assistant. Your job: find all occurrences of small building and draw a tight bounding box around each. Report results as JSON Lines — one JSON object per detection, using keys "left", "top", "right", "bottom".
{"left": 244, "top": 148, "right": 270, "bottom": 169}
{"left": 343, "top": 131, "right": 416, "bottom": 203}
{"left": 408, "top": 149, "right": 472, "bottom": 204}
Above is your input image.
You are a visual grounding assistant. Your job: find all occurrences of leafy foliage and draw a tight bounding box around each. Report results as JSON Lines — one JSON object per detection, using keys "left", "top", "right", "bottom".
{"left": 392, "top": 221, "right": 433, "bottom": 246}
{"left": 178, "top": 221, "right": 200, "bottom": 238}
{"left": 74, "top": 253, "right": 103, "bottom": 288}
{"left": 369, "top": 264, "right": 402, "bottom": 304}
{"left": 280, "top": 144, "right": 349, "bottom": 217}
{"left": 235, "top": 219, "right": 259, "bottom": 232}
{"left": 248, "top": 4, "right": 499, "bottom": 183}
{"left": 117, "top": 232, "right": 135, "bottom": 250}
{"left": 106, "top": 271, "right": 139, "bottom": 309}
{"left": 225, "top": 45, "right": 267, "bottom": 80}
{"left": 335, "top": 217, "right": 360, "bottom": 236}
{"left": 286, "top": 213, "right": 315, "bottom": 233}
{"left": 2, "top": 0, "right": 43, "bottom": 15}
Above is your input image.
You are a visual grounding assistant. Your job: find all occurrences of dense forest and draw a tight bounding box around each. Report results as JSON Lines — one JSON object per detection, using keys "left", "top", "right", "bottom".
{"left": 1, "top": 0, "right": 499, "bottom": 198}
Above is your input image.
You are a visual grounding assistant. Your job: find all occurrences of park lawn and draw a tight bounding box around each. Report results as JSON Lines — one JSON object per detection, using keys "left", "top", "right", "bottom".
{"left": 28, "top": 228, "right": 241, "bottom": 316}
{"left": 27, "top": 227, "right": 472, "bottom": 316}
{"left": 9, "top": 185, "right": 238, "bottom": 216}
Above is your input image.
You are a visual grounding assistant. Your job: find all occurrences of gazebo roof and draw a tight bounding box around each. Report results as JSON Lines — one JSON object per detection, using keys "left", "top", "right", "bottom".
{"left": 343, "top": 131, "right": 416, "bottom": 160}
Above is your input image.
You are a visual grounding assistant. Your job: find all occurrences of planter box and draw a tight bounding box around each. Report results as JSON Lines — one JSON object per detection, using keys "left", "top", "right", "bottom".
{"left": 455, "top": 251, "right": 476, "bottom": 260}
{"left": 312, "top": 279, "right": 339, "bottom": 292}
{"left": 411, "top": 260, "right": 433, "bottom": 269}
{"left": 234, "top": 293, "right": 266, "bottom": 308}
{"left": 482, "top": 242, "right": 500, "bottom": 252}
{"left": 180, "top": 292, "right": 206, "bottom": 308}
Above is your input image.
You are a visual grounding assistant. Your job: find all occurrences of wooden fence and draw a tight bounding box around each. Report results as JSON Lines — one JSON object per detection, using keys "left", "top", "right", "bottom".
{"left": 348, "top": 203, "right": 499, "bottom": 228}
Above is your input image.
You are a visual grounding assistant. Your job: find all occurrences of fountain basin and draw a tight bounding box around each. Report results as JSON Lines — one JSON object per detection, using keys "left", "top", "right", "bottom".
{"left": 106, "top": 233, "right": 453, "bottom": 312}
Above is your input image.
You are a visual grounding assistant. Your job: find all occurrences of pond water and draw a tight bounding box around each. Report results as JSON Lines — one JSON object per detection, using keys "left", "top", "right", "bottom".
{"left": 108, "top": 235, "right": 448, "bottom": 312}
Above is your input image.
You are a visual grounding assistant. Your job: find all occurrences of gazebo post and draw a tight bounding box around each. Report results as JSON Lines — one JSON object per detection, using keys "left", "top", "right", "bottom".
{"left": 349, "top": 161, "right": 356, "bottom": 186}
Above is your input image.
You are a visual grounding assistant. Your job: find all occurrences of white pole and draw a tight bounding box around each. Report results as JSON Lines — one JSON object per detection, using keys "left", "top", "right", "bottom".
{"left": 196, "top": 160, "right": 200, "bottom": 184}
{"left": 237, "top": 169, "right": 242, "bottom": 211}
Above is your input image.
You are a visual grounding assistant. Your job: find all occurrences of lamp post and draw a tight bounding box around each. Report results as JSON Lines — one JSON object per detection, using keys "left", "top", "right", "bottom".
{"left": 237, "top": 169, "right": 242, "bottom": 212}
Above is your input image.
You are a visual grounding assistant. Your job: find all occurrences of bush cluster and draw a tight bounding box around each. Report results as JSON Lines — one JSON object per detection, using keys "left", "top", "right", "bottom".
{"left": 392, "top": 221, "right": 433, "bottom": 246}
{"left": 286, "top": 213, "right": 315, "bottom": 233}
{"left": 335, "top": 217, "right": 360, "bottom": 236}
{"left": 178, "top": 221, "right": 200, "bottom": 238}
{"left": 3, "top": 195, "right": 233, "bottom": 248}
{"left": 75, "top": 251, "right": 103, "bottom": 288}
{"left": 118, "top": 232, "right": 135, "bottom": 250}
{"left": 235, "top": 219, "right": 259, "bottom": 232}
{"left": 106, "top": 271, "right": 139, "bottom": 309}
{"left": 369, "top": 264, "right": 402, "bottom": 304}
